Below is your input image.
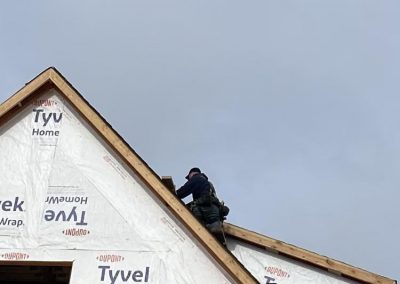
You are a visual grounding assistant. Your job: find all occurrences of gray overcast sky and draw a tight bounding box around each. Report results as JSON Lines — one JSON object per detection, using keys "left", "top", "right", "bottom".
{"left": 0, "top": 1, "right": 399, "bottom": 281}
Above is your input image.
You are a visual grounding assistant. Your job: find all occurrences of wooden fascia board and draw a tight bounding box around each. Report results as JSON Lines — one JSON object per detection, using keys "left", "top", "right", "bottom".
{"left": 43, "top": 68, "right": 256, "bottom": 284}
{"left": 224, "top": 223, "right": 396, "bottom": 284}
{"left": 0, "top": 68, "right": 52, "bottom": 119}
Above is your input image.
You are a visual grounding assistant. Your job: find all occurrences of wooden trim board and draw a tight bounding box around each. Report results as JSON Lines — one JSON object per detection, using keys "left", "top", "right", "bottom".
{"left": 224, "top": 223, "right": 396, "bottom": 284}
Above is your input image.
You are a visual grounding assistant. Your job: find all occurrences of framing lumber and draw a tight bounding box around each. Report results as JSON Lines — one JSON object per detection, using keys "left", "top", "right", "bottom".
{"left": 0, "top": 69, "right": 50, "bottom": 119}
{"left": 161, "top": 176, "right": 176, "bottom": 194}
{"left": 224, "top": 223, "right": 396, "bottom": 284}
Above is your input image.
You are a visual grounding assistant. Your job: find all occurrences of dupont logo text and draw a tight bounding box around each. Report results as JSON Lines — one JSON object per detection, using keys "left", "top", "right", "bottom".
{"left": 97, "top": 254, "right": 125, "bottom": 263}
{"left": 1, "top": 252, "right": 29, "bottom": 260}
{"left": 33, "top": 99, "right": 57, "bottom": 107}
{"left": 264, "top": 266, "right": 290, "bottom": 284}
{"left": 63, "top": 228, "right": 90, "bottom": 236}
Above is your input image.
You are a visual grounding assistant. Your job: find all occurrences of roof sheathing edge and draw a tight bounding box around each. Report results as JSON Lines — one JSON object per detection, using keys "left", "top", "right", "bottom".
{"left": 224, "top": 223, "right": 396, "bottom": 284}
{"left": 42, "top": 68, "right": 256, "bottom": 284}
{"left": 0, "top": 68, "right": 53, "bottom": 119}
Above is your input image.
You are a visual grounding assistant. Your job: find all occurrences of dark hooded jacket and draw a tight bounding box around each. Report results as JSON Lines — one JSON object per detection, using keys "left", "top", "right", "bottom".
{"left": 176, "top": 173, "right": 211, "bottom": 200}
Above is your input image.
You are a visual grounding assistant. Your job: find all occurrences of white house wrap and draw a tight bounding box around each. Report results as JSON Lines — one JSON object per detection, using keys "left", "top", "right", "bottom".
{"left": 0, "top": 88, "right": 234, "bottom": 283}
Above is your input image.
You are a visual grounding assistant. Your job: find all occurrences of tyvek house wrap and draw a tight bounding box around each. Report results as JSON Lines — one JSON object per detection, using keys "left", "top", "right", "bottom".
{"left": 226, "top": 237, "right": 360, "bottom": 284}
{"left": 0, "top": 88, "right": 233, "bottom": 284}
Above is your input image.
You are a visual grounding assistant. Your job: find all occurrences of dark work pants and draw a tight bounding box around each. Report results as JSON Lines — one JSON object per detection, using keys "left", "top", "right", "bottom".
{"left": 191, "top": 203, "right": 220, "bottom": 225}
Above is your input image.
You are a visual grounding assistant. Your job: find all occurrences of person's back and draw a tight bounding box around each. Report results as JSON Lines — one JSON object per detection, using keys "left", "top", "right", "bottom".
{"left": 176, "top": 168, "right": 219, "bottom": 224}
{"left": 176, "top": 171, "right": 210, "bottom": 200}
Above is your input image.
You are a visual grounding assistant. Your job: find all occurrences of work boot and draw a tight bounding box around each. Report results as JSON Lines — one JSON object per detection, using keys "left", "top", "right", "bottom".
{"left": 206, "top": 221, "right": 226, "bottom": 246}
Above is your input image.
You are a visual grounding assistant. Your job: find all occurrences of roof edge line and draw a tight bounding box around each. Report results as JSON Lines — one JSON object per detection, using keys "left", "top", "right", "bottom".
{"left": 224, "top": 223, "right": 396, "bottom": 284}
{"left": 0, "top": 68, "right": 53, "bottom": 119}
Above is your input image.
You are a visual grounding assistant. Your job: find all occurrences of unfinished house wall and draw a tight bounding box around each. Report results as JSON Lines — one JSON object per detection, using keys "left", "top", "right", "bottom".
{"left": 0, "top": 88, "right": 234, "bottom": 284}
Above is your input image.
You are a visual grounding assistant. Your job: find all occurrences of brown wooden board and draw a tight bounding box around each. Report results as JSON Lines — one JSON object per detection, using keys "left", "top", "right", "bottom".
{"left": 224, "top": 223, "right": 396, "bottom": 284}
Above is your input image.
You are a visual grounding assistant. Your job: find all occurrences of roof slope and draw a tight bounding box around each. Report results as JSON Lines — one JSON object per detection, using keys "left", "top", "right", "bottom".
{"left": 224, "top": 223, "right": 396, "bottom": 284}
{"left": 0, "top": 67, "right": 257, "bottom": 284}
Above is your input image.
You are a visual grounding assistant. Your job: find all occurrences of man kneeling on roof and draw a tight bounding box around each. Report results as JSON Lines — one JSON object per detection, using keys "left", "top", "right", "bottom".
{"left": 176, "top": 167, "right": 229, "bottom": 237}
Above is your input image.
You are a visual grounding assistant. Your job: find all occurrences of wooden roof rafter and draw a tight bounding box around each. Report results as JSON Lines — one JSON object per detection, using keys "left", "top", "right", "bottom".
{"left": 224, "top": 223, "right": 397, "bottom": 284}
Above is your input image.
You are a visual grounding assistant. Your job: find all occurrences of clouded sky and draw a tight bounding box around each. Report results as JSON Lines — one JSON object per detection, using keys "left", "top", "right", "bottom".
{"left": 1, "top": 1, "right": 399, "bottom": 281}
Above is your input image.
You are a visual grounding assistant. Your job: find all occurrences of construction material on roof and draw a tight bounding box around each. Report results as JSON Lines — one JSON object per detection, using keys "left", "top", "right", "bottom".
{"left": 161, "top": 176, "right": 176, "bottom": 193}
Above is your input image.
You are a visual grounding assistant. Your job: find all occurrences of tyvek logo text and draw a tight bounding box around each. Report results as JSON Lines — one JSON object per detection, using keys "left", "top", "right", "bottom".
{"left": 44, "top": 196, "right": 89, "bottom": 226}
{"left": 0, "top": 197, "right": 25, "bottom": 228}
{"left": 32, "top": 108, "right": 63, "bottom": 137}
{"left": 98, "top": 266, "right": 150, "bottom": 284}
